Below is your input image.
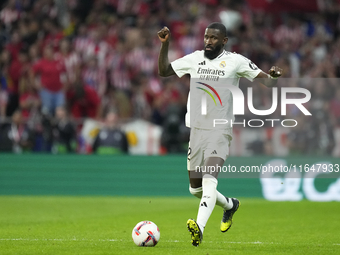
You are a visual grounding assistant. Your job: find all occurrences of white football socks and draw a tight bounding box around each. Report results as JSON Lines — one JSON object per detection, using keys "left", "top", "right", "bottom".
{"left": 190, "top": 185, "right": 233, "bottom": 210}
{"left": 196, "top": 174, "right": 217, "bottom": 233}
{"left": 216, "top": 192, "right": 233, "bottom": 210}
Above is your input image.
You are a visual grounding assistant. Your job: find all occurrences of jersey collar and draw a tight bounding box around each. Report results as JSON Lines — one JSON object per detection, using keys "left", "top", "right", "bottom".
{"left": 204, "top": 50, "right": 226, "bottom": 60}
{"left": 217, "top": 50, "right": 226, "bottom": 59}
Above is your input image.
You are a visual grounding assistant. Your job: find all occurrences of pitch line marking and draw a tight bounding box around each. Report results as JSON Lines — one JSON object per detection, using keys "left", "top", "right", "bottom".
{"left": 0, "top": 239, "right": 274, "bottom": 245}
{"left": 0, "top": 238, "right": 266, "bottom": 244}
{"left": 1, "top": 239, "right": 338, "bottom": 246}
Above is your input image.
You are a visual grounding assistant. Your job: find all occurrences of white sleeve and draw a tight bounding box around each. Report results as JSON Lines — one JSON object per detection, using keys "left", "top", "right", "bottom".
{"left": 171, "top": 53, "right": 195, "bottom": 78}
{"left": 236, "top": 54, "right": 262, "bottom": 81}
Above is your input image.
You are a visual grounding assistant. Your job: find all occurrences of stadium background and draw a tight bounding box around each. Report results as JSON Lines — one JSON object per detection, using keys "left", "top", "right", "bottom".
{"left": 1, "top": 0, "right": 340, "bottom": 202}
{"left": 1, "top": 1, "right": 340, "bottom": 254}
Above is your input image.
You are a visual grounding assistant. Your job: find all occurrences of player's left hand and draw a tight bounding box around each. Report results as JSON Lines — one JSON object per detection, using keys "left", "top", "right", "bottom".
{"left": 269, "top": 66, "right": 283, "bottom": 78}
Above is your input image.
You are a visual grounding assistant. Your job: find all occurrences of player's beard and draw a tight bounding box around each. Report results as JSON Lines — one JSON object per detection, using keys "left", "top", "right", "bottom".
{"left": 204, "top": 44, "right": 223, "bottom": 60}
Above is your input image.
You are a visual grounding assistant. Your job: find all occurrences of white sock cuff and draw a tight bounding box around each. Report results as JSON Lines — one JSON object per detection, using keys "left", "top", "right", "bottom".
{"left": 202, "top": 174, "right": 218, "bottom": 185}
{"left": 189, "top": 186, "right": 202, "bottom": 194}
{"left": 189, "top": 186, "right": 203, "bottom": 198}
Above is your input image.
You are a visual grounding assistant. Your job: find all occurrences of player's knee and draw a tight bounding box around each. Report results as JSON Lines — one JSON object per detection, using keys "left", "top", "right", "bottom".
{"left": 189, "top": 186, "right": 202, "bottom": 198}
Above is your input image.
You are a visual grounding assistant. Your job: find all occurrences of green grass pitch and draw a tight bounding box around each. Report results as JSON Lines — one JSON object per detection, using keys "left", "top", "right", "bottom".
{"left": 0, "top": 196, "right": 339, "bottom": 255}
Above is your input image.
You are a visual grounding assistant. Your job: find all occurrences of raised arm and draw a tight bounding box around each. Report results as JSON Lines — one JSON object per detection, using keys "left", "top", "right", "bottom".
{"left": 255, "top": 66, "right": 283, "bottom": 87}
{"left": 157, "top": 26, "right": 175, "bottom": 77}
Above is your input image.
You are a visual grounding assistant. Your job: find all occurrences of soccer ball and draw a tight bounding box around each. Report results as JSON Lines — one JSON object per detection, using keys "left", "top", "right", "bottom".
{"left": 132, "top": 221, "right": 160, "bottom": 247}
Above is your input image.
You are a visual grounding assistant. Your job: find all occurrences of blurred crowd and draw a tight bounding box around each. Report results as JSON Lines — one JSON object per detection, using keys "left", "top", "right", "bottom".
{"left": 0, "top": 0, "right": 340, "bottom": 155}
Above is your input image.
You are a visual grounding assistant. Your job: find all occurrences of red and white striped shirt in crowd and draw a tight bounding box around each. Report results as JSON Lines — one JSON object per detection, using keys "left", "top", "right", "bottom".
{"left": 55, "top": 52, "right": 81, "bottom": 83}
{"left": 273, "top": 25, "right": 305, "bottom": 50}
{"left": 140, "top": 54, "right": 157, "bottom": 75}
{"left": 125, "top": 47, "right": 157, "bottom": 76}
{"left": 73, "top": 36, "right": 92, "bottom": 58}
{"left": 82, "top": 67, "right": 107, "bottom": 97}
{"left": 80, "top": 40, "right": 110, "bottom": 68}
{"left": 116, "top": 0, "right": 150, "bottom": 16}
{"left": 109, "top": 69, "right": 131, "bottom": 91}
{"left": 106, "top": 52, "right": 131, "bottom": 91}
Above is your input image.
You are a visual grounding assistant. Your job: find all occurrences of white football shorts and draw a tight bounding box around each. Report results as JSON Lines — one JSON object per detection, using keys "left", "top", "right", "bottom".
{"left": 187, "top": 127, "right": 232, "bottom": 171}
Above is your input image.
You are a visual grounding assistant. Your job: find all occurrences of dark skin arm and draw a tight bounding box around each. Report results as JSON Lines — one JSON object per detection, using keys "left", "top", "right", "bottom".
{"left": 157, "top": 26, "right": 175, "bottom": 77}
{"left": 255, "top": 66, "right": 283, "bottom": 87}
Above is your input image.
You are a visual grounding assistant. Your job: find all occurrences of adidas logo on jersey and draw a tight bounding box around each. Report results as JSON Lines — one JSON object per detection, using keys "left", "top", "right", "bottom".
{"left": 211, "top": 150, "right": 217, "bottom": 154}
{"left": 198, "top": 61, "right": 206, "bottom": 65}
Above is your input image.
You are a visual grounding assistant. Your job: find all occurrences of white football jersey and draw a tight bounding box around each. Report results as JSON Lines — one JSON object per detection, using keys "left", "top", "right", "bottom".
{"left": 171, "top": 50, "right": 262, "bottom": 130}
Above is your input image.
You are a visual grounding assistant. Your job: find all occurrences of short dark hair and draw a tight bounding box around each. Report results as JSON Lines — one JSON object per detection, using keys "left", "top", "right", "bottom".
{"left": 207, "top": 22, "right": 227, "bottom": 37}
